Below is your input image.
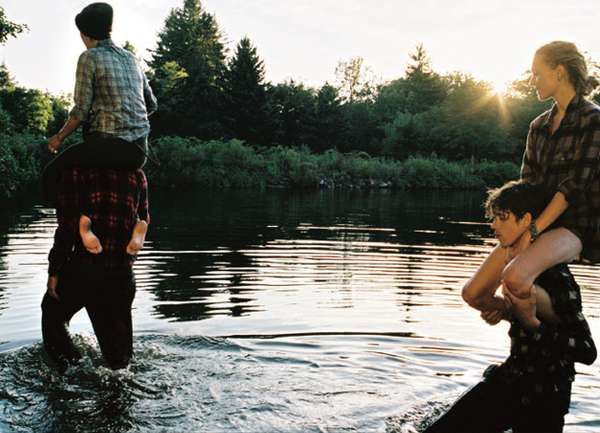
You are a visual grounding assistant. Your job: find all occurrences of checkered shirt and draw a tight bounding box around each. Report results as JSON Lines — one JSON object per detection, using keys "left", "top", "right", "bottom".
{"left": 70, "top": 38, "right": 158, "bottom": 142}
{"left": 498, "top": 264, "right": 596, "bottom": 412}
{"left": 48, "top": 167, "right": 149, "bottom": 275}
{"left": 521, "top": 94, "right": 600, "bottom": 262}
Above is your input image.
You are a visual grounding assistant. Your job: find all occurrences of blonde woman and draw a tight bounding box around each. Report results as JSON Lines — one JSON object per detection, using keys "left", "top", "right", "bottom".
{"left": 463, "top": 41, "right": 600, "bottom": 316}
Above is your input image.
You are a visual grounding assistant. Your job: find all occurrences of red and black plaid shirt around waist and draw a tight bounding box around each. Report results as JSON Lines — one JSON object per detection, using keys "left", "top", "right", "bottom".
{"left": 48, "top": 167, "right": 149, "bottom": 275}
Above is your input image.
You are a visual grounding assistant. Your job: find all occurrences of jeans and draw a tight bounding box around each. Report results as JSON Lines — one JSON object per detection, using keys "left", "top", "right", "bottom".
{"left": 423, "top": 365, "right": 568, "bottom": 433}
{"left": 41, "top": 262, "right": 136, "bottom": 371}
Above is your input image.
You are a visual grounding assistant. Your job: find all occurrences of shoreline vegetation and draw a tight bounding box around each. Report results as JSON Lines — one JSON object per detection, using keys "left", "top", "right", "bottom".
{"left": 0, "top": 133, "right": 518, "bottom": 199}
{"left": 0, "top": 1, "right": 566, "bottom": 200}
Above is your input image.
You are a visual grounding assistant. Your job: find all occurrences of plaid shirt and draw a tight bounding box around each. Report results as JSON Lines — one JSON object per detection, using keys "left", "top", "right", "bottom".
{"left": 70, "top": 39, "right": 158, "bottom": 142}
{"left": 521, "top": 94, "right": 600, "bottom": 262}
{"left": 48, "top": 168, "right": 149, "bottom": 275}
{"left": 497, "top": 264, "right": 596, "bottom": 413}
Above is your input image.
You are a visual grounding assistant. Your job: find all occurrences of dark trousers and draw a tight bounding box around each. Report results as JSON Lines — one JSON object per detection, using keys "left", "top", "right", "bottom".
{"left": 41, "top": 263, "right": 136, "bottom": 371}
{"left": 424, "top": 366, "right": 568, "bottom": 433}
{"left": 41, "top": 133, "right": 148, "bottom": 205}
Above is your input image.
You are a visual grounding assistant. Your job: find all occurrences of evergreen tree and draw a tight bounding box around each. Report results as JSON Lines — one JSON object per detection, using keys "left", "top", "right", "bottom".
{"left": 402, "top": 44, "right": 448, "bottom": 114}
{"left": 0, "top": 63, "right": 15, "bottom": 89}
{"left": 150, "top": 0, "right": 227, "bottom": 137}
{"left": 314, "top": 83, "right": 344, "bottom": 152}
{"left": 223, "top": 37, "right": 268, "bottom": 145}
{"left": 266, "top": 81, "right": 318, "bottom": 147}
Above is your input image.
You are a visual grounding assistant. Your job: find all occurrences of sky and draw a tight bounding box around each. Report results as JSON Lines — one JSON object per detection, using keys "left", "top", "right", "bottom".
{"left": 1, "top": 0, "right": 600, "bottom": 96}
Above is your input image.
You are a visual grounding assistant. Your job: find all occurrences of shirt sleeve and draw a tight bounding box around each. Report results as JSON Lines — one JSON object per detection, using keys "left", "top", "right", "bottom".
{"left": 142, "top": 70, "right": 158, "bottom": 115}
{"left": 47, "top": 171, "right": 81, "bottom": 275}
{"left": 69, "top": 51, "right": 95, "bottom": 122}
{"left": 520, "top": 122, "right": 539, "bottom": 183}
{"left": 556, "top": 118, "right": 600, "bottom": 205}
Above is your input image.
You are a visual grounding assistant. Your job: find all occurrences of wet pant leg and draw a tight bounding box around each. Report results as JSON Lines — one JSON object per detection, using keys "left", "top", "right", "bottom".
{"left": 84, "top": 267, "right": 136, "bottom": 370}
{"left": 423, "top": 377, "right": 512, "bottom": 433}
{"left": 41, "top": 267, "right": 85, "bottom": 372}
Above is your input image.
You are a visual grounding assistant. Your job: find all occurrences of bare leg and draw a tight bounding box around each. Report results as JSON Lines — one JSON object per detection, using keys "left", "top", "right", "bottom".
{"left": 462, "top": 245, "right": 507, "bottom": 311}
{"left": 502, "top": 228, "right": 581, "bottom": 299}
{"left": 79, "top": 215, "right": 103, "bottom": 254}
{"left": 126, "top": 219, "right": 148, "bottom": 255}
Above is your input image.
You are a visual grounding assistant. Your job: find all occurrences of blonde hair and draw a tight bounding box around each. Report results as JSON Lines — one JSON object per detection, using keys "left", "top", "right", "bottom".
{"left": 535, "top": 41, "right": 599, "bottom": 95}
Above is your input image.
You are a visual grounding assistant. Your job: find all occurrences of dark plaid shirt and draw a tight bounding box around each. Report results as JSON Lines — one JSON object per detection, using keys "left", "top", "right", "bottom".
{"left": 70, "top": 39, "right": 157, "bottom": 142}
{"left": 521, "top": 94, "right": 600, "bottom": 262}
{"left": 48, "top": 168, "right": 149, "bottom": 275}
{"left": 498, "top": 264, "right": 596, "bottom": 413}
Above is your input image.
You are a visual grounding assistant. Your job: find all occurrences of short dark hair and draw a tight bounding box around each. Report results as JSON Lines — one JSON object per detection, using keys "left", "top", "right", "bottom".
{"left": 484, "top": 180, "right": 551, "bottom": 220}
{"left": 75, "top": 2, "right": 113, "bottom": 41}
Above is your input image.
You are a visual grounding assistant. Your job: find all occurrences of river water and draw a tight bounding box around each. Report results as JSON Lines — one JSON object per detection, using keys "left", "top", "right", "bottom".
{"left": 0, "top": 189, "right": 599, "bottom": 432}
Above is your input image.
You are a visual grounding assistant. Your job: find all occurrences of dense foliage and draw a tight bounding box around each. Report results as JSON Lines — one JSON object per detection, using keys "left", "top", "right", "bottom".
{"left": 3, "top": 0, "right": 596, "bottom": 198}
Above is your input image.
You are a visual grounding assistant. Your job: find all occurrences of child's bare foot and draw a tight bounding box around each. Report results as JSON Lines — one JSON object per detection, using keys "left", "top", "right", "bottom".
{"left": 126, "top": 219, "right": 148, "bottom": 255}
{"left": 79, "top": 214, "right": 103, "bottom": 254}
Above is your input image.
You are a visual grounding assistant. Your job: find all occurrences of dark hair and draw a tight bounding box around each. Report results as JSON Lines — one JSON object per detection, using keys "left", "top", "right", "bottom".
{"left": 535, "top": 41, "right": 599, "bottom": 96}
{"left": 75, "top": 2, "right": 113, "bottom": 41}
{"left": 484, "top": 181, "right": 551, "bottom": 221}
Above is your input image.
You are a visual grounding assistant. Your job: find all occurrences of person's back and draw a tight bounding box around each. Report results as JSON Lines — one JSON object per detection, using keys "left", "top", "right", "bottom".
{"left": 43, "top": 167, "right": 149, "bottom": 371}
{"left": 76, "top": 39, "right": 154, "bottom": 142}
{"left": 498, "top": 263, "right": 596, "bottom": 413}
{"left": 50, "top": 167, "right": 149, "bottom": 272}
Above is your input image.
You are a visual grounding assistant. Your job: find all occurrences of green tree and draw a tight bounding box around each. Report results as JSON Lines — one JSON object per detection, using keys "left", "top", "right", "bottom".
{"left": 0, "top": 87, "right": 54, "bottom": 134}
{"left": 150, "top": 0, "right": 227, "bottom": 137}
{"left": 46, "top": 94, "right": 71, "bottom": 136}
{"left": 265, "top": 80, "right": 318, "bottom": 147}
{"left": 505, "top": 72, "right": 552, "bottom": 149}
{"left": 0, "top": 64, "right": 15, "bottom": 133}
{"left": 313, "top": 83, "right": 344, "bottom": 152}
{"left": 335, "top": 57, "right": 376, "bottom": 103}
{"left": 0, "top": 7, "right": 27, "bottom": 45}
{"left": 223, "top": 37, "right": 268, "bottom": 145}
{"left": 0, "top": 63, "right": 15, "bottom": 89}
{"left": 122, "top": 40, "right": 137, "bottom": 55}
{"left": 380, "top": 44, "right": 448, "bottom": 117}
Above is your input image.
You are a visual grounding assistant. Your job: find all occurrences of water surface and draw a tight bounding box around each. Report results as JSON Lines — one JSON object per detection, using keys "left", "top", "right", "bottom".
{"left": 1, "top": 189, "right": 599, "bottom": 432}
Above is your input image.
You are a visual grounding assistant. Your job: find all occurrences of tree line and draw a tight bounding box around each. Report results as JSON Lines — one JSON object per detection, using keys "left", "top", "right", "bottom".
{"left": 1, "top": 1, "right": 596, "bottom": 197}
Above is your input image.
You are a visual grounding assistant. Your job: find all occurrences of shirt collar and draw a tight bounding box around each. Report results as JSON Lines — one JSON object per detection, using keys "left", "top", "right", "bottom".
{"left": 96, "top": 38, "right": 116, "bottom": 48}
{"left": 542, "top": 93, "right": 584, "bottom": 129}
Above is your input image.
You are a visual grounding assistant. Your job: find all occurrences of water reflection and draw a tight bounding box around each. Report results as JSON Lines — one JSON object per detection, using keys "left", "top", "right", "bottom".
{"left": 0, "top": 189, "right": 599, "bottom": 432}
{"left": 143, "top": 189, "right": 490, "bottom": 324}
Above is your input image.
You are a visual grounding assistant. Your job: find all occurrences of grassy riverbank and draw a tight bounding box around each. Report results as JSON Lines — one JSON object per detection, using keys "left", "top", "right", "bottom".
{"left": 0, "top": 134, "right": 519, "bottom": 199}
{"left": 146, "top": 137, "right": 519, "bottom": 190}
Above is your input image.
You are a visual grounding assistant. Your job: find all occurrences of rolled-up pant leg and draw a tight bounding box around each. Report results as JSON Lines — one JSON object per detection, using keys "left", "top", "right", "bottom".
{"left": 41, "top": 269, "right": 84, "bottom": 371}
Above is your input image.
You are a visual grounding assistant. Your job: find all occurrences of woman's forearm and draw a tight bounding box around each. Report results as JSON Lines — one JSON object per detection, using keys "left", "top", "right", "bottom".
{"left": 535, "top": 191, "right": 569, "bottom": 232}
